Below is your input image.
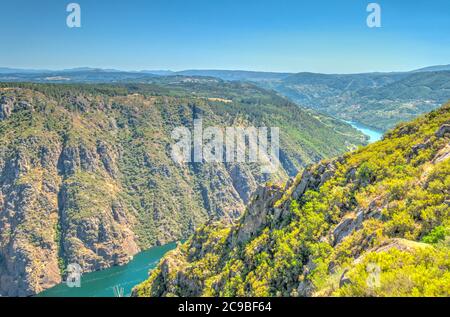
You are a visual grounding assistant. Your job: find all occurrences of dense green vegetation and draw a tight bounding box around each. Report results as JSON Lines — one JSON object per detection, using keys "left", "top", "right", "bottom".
{"left": 3, "top": 68, "right": 449, "bottom": 132}
{"left": 134, "top": 102, "right": 450, "bottom": 297}
{"left": 0, "top": 80, "right": 365, "bottom": 296}
{"left": 264, "top": 71, "right": 450, "bottom": 131}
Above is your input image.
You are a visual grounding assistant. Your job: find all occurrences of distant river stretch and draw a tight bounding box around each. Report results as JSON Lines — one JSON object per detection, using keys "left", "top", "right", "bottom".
{"left": 345, "top": 120, "right": 383, "bottom": 143}
{"left": 38, "top": 242, "right": 178, "bottom": 297}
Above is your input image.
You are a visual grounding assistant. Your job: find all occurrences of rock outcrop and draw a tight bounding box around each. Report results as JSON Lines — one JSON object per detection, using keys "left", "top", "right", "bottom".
{"left": 436, "top": 124, "right": 450, "bottom": 138}
{"left": 0, "top": 96, "right": 14, "bottom": 121}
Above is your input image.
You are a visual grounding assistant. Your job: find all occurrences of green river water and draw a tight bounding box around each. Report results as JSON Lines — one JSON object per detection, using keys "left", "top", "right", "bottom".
{"left": 38, "top": 242, "right": 178, "bottom": 297}
{"left": 345, "top": 120, "right": 384, "bottom": 143}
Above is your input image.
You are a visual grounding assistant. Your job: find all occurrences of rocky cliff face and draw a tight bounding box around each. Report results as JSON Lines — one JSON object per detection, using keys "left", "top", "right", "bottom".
{"left": 0, "top": 92, "right": 141, "bottom": 295}
{"left": 0, "top": 82, "right": 364, "bottom": 296}
{"left": 133, "top": 102, "right": 450, "bottom": 297}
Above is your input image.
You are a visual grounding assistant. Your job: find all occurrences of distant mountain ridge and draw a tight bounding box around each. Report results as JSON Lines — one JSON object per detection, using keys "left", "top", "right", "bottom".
{"left": 268, "top": 70, "right": 450, "bottom": 131}
{"left": 0, "top": 67, "right": 293, "bottom": 83}
{"left": 175, "top": 70, "right": 292, "bottom": 82}
{"left": 2, "top": 64, "right": 449, "bottom": 77}
{"left": 412, "top": 64, "right": 450, "bottom": 72}
{"left": 1, "top": 65, "right": 449, "bottom": 131}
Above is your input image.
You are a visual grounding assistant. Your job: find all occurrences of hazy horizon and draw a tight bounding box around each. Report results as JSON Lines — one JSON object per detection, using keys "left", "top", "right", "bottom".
{"left": 1, "top": 63, "right": 449, "bottom": 75}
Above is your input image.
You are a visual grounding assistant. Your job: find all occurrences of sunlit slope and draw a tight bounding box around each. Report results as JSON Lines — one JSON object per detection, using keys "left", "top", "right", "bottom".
{"left": 134, "top": 102, "right": 450, "bottom": 297}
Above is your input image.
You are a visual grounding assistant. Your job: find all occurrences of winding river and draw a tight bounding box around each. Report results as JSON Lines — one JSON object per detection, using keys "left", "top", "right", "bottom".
{"left": 345, "top": 120, "right": 384, "bottom": 143}
{"left": 38, "top": 242, "right": 178, "bottom": 297}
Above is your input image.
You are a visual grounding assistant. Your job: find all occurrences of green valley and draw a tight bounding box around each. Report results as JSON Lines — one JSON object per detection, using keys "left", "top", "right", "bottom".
{"left": 0, "top": 80, "right": 364, "bottom": 296}
{"left": 263, "top": 70, "right": 450, "bottom": 131}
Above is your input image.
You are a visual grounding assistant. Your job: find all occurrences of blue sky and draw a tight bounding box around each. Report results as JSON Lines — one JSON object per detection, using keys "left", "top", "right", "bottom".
{"left": 0, "top": 0, "right": 449, "bottom": 73}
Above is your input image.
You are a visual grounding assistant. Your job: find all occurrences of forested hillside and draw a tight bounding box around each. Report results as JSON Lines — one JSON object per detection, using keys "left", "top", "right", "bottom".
{"left": 2, "top": 68, "right": 449, "bottom": 132}
{"left": 134, "top": 102, "right": 450, "bottom": 297}
{"left": 0, "top": 80, "right": 364, "bottom": 296}
{"left": 266, "top": 71, "right": 450, "bottom": 131}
